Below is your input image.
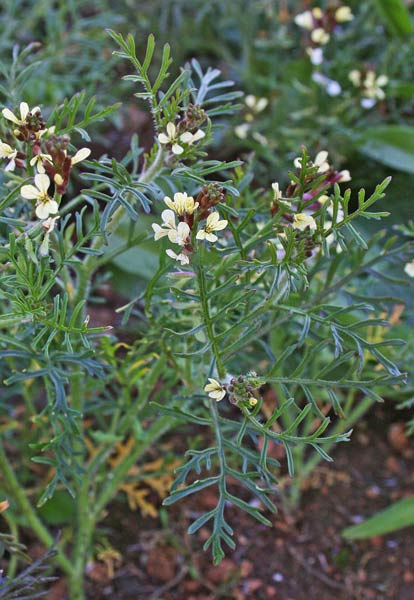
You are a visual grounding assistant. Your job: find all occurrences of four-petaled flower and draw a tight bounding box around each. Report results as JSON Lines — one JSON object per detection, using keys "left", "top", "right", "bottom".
{"left": 2, "top": 102, "right": 40, "bottom": 126}
{"left": 204, "top": 378, "right": 226, "bottom": 401}
{"left": 293, "top": 213, "right": 317, "bottom": 231}
{"left": 21, "top": 174, "right": 59, "bottom": 219}
{"left": 294, "top": 150, "right": 330, "bottom": 174}
{"left": 164, "top": 192, "right": 199, "bottom": 215}
{"left": 0, "top": 141, "right": 17, "bottom": 171}
{"left": 30, "top": 152, "right": 53, "bottom": 174}
{"left": 196, "top": 212, "right": 228, "bottom": 243}
{"left": 152, "top": 210, "right": 190, "bottom": 245}
{"left": 158, "top": 122, "right": 204, "bottom": 155}
{"left": 335, "top": 6, "right": 353, "bottom": 23}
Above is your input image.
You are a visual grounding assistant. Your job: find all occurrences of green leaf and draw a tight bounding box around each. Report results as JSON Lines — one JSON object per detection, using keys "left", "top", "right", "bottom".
{"left": 360, "top": 126, "right": 414, "bottom": 173}
{"left": 342, "top": 497, "right": 414, "bottom": 539}
{"left": 374, "top": 0, "right": 414, "bottom": 36}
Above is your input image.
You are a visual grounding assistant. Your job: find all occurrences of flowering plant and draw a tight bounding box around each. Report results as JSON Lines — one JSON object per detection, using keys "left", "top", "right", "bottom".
{"left": 0, "top": 30, "right": 412, "bottom": 600}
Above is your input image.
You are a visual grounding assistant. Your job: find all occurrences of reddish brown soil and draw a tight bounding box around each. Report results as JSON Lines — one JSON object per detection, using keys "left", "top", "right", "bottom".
{"left": 76, "top": 406, "right": 414, "bottom": 600}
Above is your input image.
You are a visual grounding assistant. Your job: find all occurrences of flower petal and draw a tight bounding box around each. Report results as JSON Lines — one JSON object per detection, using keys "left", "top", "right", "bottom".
{"left": 172, "top": 143, "right": 184, "bottom": 155}
{"left": 34, "top": 173, "right": 50, "bottom": 195}
{"left": 19, "top": 102, "right": 29, "bottom": 121}
{"left": 21, "top": 184, "right": 40, "bottom": 200}
{"left": 158, "top": 133, "right": 170, "bottom": 144}
{"left": 71, "top": 147, "right": 91, "bottom": 165}
{"left": 166, "top": 122, "right": 176, "bottom": 138}
{"left": 2, "top": 108, "right": 19, "bottom": 124}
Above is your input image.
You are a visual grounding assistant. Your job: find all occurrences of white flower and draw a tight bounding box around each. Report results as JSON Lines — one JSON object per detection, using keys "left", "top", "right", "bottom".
{"left": 29, "top": 153, "right": 53, "bottom": 174}
{"left": 314, "top": 150, "right": 330, "bottom": 173}
{"left": 41, "top": 215, "right": 60, "bottom": 232}
{"left": 71, "top": 147, "right": 91, "bottom": 165}
{"left": 335, "top": 6, "right": 353, "bottom": 23}
{"left": 312, "top": 72, "right": 342, "bottom": 97}
{"left": 306, "top": 47, "right": 324, "bottom": 65}
{"left": 272, "top": 182, "right": 282, "bottom": 201}
{"left": 294, "top": 10, "right": 313, "bottom": 30}
{"left": 21, "top": 174, "right": 59, "bottom": 219}
{"left": 0, "top": 141, "right": 17, "bottom": 171}
{"left": 164, "top": 192, "right": 199, "bottom": 215}
{"left": 158, "top": 122, "right": 184, "bottom": 155}
{"left": 196, "top": 212, "right": 228, "bottom": 243}
{"left": 312, "top": 7, "right": 323, "bottom": 19}
{"left": 168, "top": 221, "right": 190, "bottom": 246}
{"left": 311, "top": 28, "right": 330, "bottom": 45}
{"left": 166, "top": 249, "right": 190, "bottom": 265}
{"left": 294, "top": 150, "right": 330, "bottom": 174}
{"left": 293, "top": 213, "right": 317, "bottom": 231}
{"left": 152, "top": 210, "right": 190, "bottom": 246}
{"left": 404, "top": 261, "right": 414, "bottom": 278}
{"left": 179, "top": 129, "right": 205, "bottom": 145}
{"left": 338, "top": 170, "right": 351, "bottom": 182}
{"left": 234, "top": 123, "right": 250, "bottom": 139}
{"left": 245, "top": 95, "right": 268, "bottom": 113}
{"left": 152, "top": 209, "right": 177, "bottom": 240}
{"left": 2, "top": 102, "right": 40, "bottom": 126}
{"left": 204, "top": 378, "right": 226, "bottom": 401}
{"left": 349, "top": 70, "right": 361, "bottom": 87}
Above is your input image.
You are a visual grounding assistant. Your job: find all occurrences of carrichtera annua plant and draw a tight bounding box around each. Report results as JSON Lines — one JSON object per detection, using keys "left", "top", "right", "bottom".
{"left": 0, "top": 33, "right": 411, "bottom": 599}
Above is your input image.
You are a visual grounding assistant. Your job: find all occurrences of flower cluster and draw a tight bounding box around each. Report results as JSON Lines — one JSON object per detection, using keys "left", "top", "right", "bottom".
{"left": 152, "top": 189, "right": 228, "bottom": 266}
{"left": 295, "top": 5, "right": 353, "bottom": 64}
{"left": 1, "top": 102, "right": 90, "bottom": 220}
{"left": 203, "top": 372, "right": 261, "bottom": 408}
{"left": 349, "top": 69, "right": 388, "bottom": 109}
{"left": 271, "top": 150, "right": 350, "bottom": 249}
{"left": 158, "top": 104, "right": 207, "bottom": 156}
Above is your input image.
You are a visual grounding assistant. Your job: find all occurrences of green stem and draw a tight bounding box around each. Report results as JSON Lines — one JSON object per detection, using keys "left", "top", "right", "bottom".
{"left": 0, "top": 441, "right": 72, "bottom": 575}
{"left": 74, "top": 145, "right": 165, "bottom": 307}
{"left": 196, "top": 249, "right": 225, "bottom": 378}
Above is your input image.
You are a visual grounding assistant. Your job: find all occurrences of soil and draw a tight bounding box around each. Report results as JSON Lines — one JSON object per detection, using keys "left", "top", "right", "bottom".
{"left": 69, "top": 406, "right": 414, "bottom": 600}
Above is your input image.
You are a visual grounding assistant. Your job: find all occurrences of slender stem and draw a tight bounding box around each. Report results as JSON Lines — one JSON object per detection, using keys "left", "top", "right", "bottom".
{"left": 0, "top": 441, "right": 72, "bottom": 575}
{"left": 196, "top": 249, "right": 225, "bottom": 378}
{"left": 73, "top": 145, "right": 165, "bottom": 307}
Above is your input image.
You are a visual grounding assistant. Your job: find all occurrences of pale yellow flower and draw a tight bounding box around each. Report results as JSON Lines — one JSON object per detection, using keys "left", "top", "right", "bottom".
{"left": 41, "top": 215, "right": 60, "bottom": 232}
{"left": 335, "top": 6, "right": 353, "bottom": 23}
{"left": 234, "top": 123, "right": 250, "bottom": 139}
{"left": 21, "top": 174, "right": 58, "bottom": 219}
{"left": 158, "top": 122, "right": 184, "bottom": 155}
{"left": 294, "top": 150, "right": 330, "bottom": 174}
{"left": 204, "top": 378, "right": 226, "bottom": 401}
{"left": 166, "top": 249, "right": 190, "bottom": 265}
{"left": 272, "top": 182, "right": 282, "bottom": 201}
{"left": 311, "top": 28, "right": 330, "bottom": 45}
{"left": 164, "top": 192, "right": 199, "bottom": 215}
{"left": 404, "top": 261, "right": 414, "bottom": 278}
{"left": 196, "top": 212, "right": 228, "bottom": 243}
{"left": 245, "top": 95, "right": 268, "bottom": 113}
{"left": 2, "top": 102, "right": 40, "bottom": 126}
{"left": 152, "top": 210, "right": 190, "bottom": 246}
{"left": 179, "top": 129, "right": 205, "bottom": 145}
{"left": 294, "top": 10, "right": 313, "bottom": 30}
{"left": 293, "top": 213, "right": 317, "bottom": 232}
{"left": 0, "top": 141, "right": 17, "bottom": 171}
{"left": 349, "top": 70, "right": 361, "bottom": 87}
{"left": 29, "top": 152, "right": 53, "bottom": 174}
